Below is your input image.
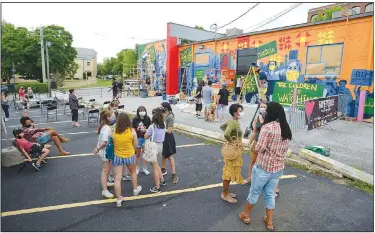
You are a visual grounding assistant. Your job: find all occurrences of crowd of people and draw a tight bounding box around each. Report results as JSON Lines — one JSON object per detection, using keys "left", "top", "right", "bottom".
{"left": 9, "top": 82, "right": 292, "bottom": 229}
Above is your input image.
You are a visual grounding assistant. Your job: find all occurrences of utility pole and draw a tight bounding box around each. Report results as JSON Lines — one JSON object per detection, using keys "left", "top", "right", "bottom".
{"left": 40, "top": 27, "right": 47, "bottom": 84}
{"left": 45, "top": 41, "right": 51, "bottom": 97}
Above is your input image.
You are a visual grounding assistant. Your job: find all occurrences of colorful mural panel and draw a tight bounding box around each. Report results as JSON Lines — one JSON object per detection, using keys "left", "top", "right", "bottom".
{"left": 176, "top": 15, "right": 373, "bottom": 118}
{"left": 137, "top": 40, "right": 167, "bottom": 92}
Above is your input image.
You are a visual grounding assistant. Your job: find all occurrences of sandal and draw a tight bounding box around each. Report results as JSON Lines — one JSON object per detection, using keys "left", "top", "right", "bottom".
{"left": 229, "top": 193, "right": 236, "bottom": 198}
{"left": 275, "top": 191, "right": 279, "bottom": 198}
{"left": 60, "top": 151, "right": 71, "bottom": 156}
{"left": 239, "top": 212, "right": 251, "bottom": 224}
{"left": 61, "top": 138, "right": 70, "bottom": 143}
{"left": 221, "top": 193, "right": 237, "bottom": 203}
{"left": 264, "top": 215, "right": 275, "bottom": 231}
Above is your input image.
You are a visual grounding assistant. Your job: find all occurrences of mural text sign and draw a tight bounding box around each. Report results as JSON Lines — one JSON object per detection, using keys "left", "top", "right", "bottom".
{"left": 365, "top": 97, "right": 374, "bottom": 115}
{"left": 350, "top": 69, "right": 374, "bottom": 87}
{"left": 273, "top": 82, "right": 325, "bottom": 105}
{"left": 305, "top": 96, "right": 338, "bottom": 130}
{"left": 195, "top": 69, "right": 204, "bottom": 81}
{"left": 257, "top": 41, "right": 277, "bottom": 59}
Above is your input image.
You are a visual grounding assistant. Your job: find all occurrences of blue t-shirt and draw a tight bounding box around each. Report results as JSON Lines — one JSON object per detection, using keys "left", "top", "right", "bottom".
{"left": 146, "top": 124, "right": 166, "bottom": 143}
{"left": 202, "top": 86, "right": 214, "bottom": 104}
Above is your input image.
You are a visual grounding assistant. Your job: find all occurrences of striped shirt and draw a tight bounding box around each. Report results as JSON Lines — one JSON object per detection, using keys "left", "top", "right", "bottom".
{"left": 255, "top": 121, "right": 290, "bottom": 173}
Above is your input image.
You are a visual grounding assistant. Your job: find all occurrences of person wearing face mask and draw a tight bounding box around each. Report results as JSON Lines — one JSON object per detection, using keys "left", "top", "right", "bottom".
{"left": 93, "top": 109, "right": 115, "bottom": 198}
{"left": 244, "top": 101, "right": 267, "bottom": 185}
{"left": 13, "top": 128, "right": 51, "bottom": 171}
{"left": 20, "top": 116, "right": 71, "bottom": 156}
{"left": 132, "top": 106, "right": 151, "bottom": 176}
{"left": 220, "top": 103, "right": 244, "bottom": 204}
{"left": 69, "top": 89, "right": 81, "bottom": 127}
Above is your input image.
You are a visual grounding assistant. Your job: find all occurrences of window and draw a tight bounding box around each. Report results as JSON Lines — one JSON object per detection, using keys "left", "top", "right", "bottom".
{"left": 365, "top": 3, "right": 374, "bottom": 12}
{"left": 311, "top": 14, "right": 318, "bottom": 21}
{"left": 350, "top": 6, "right": 361, "bottom": 15}
{"left": 305, "top": 43, "right": 344, "bottom": 76}
{"left": 87, "top": 61, "right": 91, "bottom": 66}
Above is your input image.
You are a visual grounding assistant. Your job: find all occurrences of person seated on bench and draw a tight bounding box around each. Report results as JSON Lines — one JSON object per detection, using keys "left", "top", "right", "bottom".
{"left": 20, "top": 116, "right": 71, "bottom": 156}
{"left": 13, "top": 128, "right": 51, "bottom": 171}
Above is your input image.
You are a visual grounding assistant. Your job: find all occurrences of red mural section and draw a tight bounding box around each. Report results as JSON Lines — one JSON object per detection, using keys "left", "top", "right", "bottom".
{"left": 166, "top": 24, "right": 179, "bottom": 95}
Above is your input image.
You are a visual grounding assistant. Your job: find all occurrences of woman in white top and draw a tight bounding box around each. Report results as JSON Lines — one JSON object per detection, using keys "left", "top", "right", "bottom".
{"left": 93, "top": 109, "right": 115, "bottom": 198}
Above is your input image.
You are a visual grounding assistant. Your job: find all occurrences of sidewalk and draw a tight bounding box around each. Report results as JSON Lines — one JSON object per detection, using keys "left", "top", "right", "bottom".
{"left": 53, "top": 91, "right": 374, "bottom": 175}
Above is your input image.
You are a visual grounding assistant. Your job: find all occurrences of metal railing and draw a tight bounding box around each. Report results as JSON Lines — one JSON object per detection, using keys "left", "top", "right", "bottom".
{"left": 286, "top": 102, "right": 307, "bottom": 133}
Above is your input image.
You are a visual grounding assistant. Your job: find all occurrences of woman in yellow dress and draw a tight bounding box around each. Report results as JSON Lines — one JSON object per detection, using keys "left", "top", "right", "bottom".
{"left": 220, "top": 103, "right": 244, "bottom": 203}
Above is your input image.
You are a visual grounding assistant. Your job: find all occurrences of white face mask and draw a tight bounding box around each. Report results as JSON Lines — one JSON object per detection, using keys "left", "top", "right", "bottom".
{"left": 238, "top": 112, "right": 244, "bottom": 118}
{"left": 259, "top": 108, "right": 266, "bottom": 113}
{"left": 108, "top": 114, "right": 116, "bottom": 125}
{"left": 139, "top": 111, "right": 146, "bottom": 117}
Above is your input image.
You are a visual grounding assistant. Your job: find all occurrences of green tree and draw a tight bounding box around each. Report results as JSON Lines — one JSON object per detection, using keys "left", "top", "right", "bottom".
{"left": 1, "top": 22, "right": 78, "bottom": 87}
{"left": 1, "top": 21, "right": 30, "bottom": 83}
{"left": 121, "top": 49, "right": 138, "bottom": 78}
{"left": 180, "top": 25, "right": 205, "bottom": 45}
{"left": 312, "top": 6, "right": 346, "bottom": 22}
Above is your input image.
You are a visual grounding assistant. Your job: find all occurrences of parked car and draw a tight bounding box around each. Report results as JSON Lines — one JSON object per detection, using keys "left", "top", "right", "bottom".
{"left": 1, "top": 85, "right": 8, "bottom": 93}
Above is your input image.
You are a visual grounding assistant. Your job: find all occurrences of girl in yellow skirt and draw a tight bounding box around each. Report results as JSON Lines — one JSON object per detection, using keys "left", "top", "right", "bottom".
{"left": 220, "top": 103, "right": 244, "bottom": 204}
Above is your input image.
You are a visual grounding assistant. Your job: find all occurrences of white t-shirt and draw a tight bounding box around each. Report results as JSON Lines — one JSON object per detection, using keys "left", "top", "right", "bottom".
{"left": 98, "top": 125, "right": 112, "bottom": 159}
{"left": 236, "top": 78, "right": 242, "bottom": 87}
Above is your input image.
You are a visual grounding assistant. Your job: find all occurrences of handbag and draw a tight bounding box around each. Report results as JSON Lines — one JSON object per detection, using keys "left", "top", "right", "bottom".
{"left": 243, "top": 104, "right": 260, "bottom": 139}
{"left": 142, "top": 124, "right": 158, "bottom": 163}
{"left": 105, "top": 136, "right": 115, "bottom": 161}
{"left": 221, "top": 121, "right": 244, "bottom": 160}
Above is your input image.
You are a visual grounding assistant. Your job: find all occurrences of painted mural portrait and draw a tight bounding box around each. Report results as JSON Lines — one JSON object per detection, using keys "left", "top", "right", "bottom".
{"left": 285, "top": 60, "right": 303, "bottom": 82}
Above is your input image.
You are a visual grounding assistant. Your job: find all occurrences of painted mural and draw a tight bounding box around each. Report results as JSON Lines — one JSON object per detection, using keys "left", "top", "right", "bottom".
{"left": 177, "top": 15, "right": 374, "bottom": 118}
{"left": 137, "top": 40, "right": 167, "bottom": 92}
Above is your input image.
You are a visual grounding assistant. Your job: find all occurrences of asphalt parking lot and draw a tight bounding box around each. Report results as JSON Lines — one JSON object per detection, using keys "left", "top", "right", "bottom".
{"left": 1, "top": 105, "right": 373, "bottom": 231}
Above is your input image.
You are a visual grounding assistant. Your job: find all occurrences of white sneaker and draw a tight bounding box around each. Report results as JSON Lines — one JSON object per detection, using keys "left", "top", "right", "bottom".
{"left": 101, "top": 189, "right": 114, "bottom": 199}
{"left": 122, "top": 174, "right": 131, "bottom": 181}
{"left": 133, "top": 185, "right": 142, "bottom": 196}
{"left": 142, "top": 168, "right": 150, "bottom": 176}
{"left": 5, "top": 118, "right": 9, "bottom": 122}
{"left": 136, "top": 167, "right": 140, "bottom": 175}
{"left": 107, "top": 182, "right": 114, "bottom": 187}
{"left": 116, "top": 198, "right": 123, "bottom": 208}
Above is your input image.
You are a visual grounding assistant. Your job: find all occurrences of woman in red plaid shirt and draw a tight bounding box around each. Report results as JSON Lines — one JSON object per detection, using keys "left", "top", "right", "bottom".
{"left": 239, "top": 102, "right": 292, "bottom": 231}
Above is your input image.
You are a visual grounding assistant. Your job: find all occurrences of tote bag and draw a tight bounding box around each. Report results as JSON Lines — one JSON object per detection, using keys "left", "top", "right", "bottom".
{"left": 142, "top": 124, "right": 158, "bottom": 163}
{"left": 105, "top": 136, "right": 115, "bottom": 161}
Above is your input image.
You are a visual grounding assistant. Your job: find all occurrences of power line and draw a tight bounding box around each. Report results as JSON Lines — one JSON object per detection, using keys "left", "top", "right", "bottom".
{"left": 217, "top": 3, "right": 260, "bottom": 30}
{"left": 243, "top": 3, "right": 302, "bottom": 32}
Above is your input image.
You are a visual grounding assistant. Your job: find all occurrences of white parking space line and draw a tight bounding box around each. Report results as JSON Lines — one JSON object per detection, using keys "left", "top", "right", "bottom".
{"left": 1, "top": 131, "right": 96, "bottom": 140}
{"left": 8, "top": 114, "right": 65, "bottom": 120}
{"left": 7, "top": 120, "right": 73, "bottom": 128}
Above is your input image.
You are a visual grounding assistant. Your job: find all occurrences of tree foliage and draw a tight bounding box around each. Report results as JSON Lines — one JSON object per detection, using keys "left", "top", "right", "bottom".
{"left": 312, "top": 6, "right": 346, "bottom": 22}
{"left": 1, "top": 21, "right": 78, "bottom": 86}
{"left": 98, "top": 48, "right": 138, "bottom": 78}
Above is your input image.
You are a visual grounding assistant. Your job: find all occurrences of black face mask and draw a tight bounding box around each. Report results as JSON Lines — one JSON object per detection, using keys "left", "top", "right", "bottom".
{"left": 24, "top": 124, "right": 32, "bottom": 128}
{"left": 16, "top": 135, "right": 22, "bottom": 139}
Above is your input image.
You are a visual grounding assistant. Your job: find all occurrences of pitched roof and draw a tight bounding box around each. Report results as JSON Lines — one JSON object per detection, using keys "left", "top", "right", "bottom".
{"left": 75, "top": 47, "right": 97, "bottom": 60}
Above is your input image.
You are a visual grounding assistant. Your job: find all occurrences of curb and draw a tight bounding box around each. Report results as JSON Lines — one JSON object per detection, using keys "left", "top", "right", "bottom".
{"left": 120, "top": 109, "right": 372, "bottom": 184}
{"left": 299, "top": 149, "right": 373, "bottom": 185}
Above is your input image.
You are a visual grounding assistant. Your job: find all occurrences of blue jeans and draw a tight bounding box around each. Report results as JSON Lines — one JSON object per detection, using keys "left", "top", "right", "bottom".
{"left": 247, "top": 165, "right": 282, "bottom": 210}
{"left": 216, "top": 104, "right": 227, "bottom": 119}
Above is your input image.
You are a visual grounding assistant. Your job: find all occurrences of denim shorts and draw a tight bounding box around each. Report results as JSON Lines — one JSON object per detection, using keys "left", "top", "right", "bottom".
{"left": 247, "top": 165, "right": 283, "bottom": 210}
{"left": 112, "top": 154, "right": 136, "bottom": 167}
{"left": 36, "top": 133, "right": 51, "bottom": 144}
{"left": 137, "top": 138, "right": 146, "bottom": 148}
